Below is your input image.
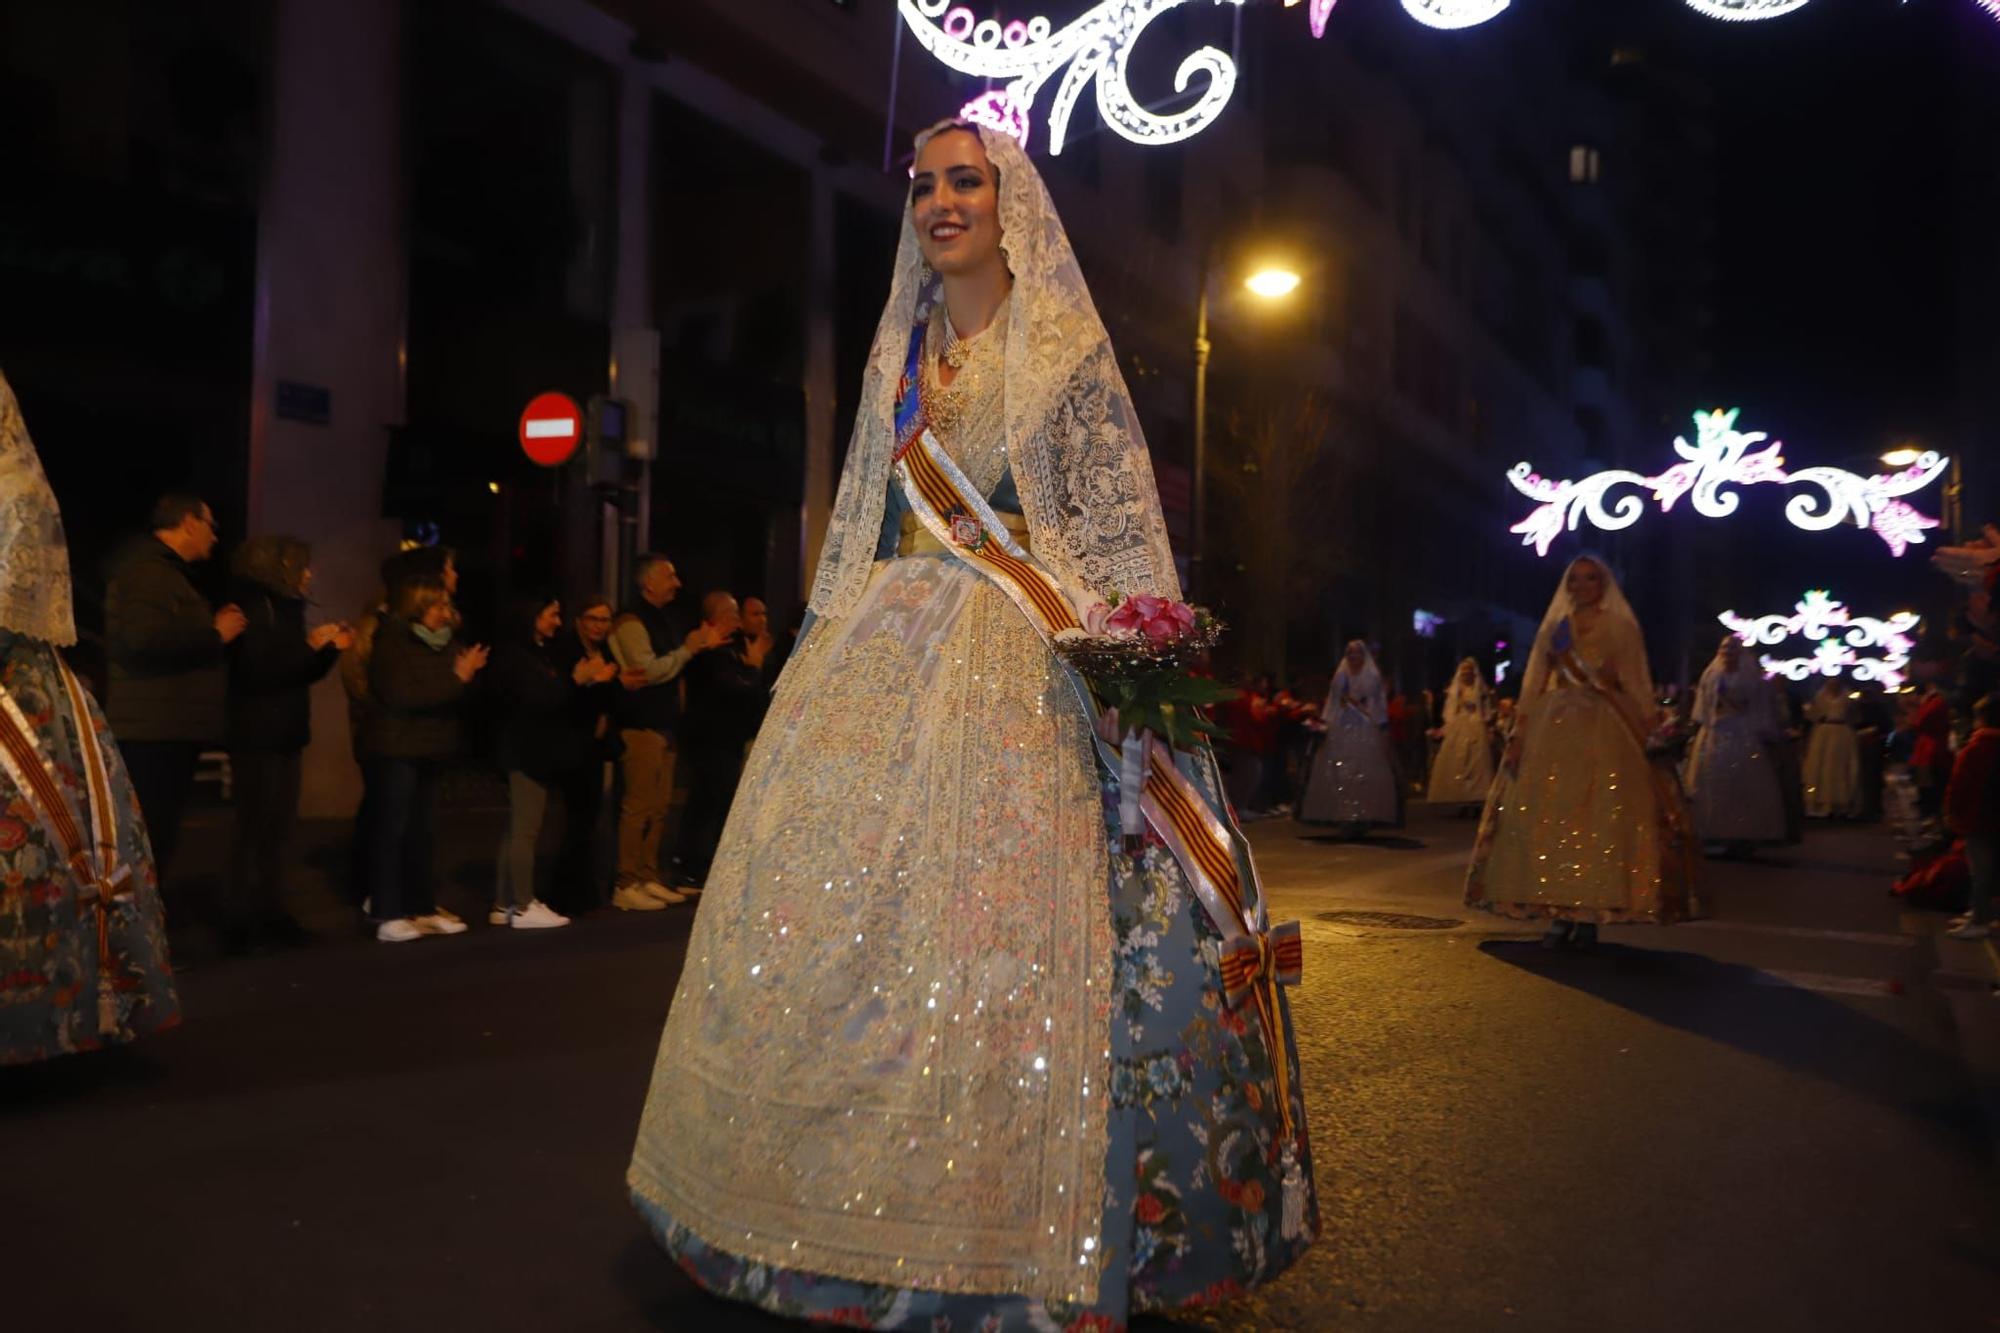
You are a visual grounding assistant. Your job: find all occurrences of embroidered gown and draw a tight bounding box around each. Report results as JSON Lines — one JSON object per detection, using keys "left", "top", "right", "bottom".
{"left": 628, "top": 297, "right": 1317, "bottom": 1328}
{"left": 1298, "top": 659, "right": 1399, "bottom": 828}
{"left": 1465, "top": 609, "right": 1699, "bottom": 924}
{"left": 1426, "top": 681, "right": 1495, "bottom": 805}
{"left": 1802, "top": 688, "right": 1863, "bottom": 819}
{"left": 0, "top": 634, "right": 178, "bottom": 1064}
{"left": 1686, "top": 662, "right": 1788, "bottom": 845}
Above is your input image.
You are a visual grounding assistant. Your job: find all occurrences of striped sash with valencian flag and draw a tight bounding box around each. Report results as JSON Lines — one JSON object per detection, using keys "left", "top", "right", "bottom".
{"left": 0, "top": 657, "right": 133, "bottom": 1034}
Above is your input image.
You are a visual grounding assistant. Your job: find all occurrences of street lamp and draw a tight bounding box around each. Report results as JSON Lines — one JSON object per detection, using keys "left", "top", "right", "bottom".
{"left": 1880, "top": 443, "right": 1963, "bottom": 541}
{"left": 1192, "top": 258, "right": 1302, "bottom": 601}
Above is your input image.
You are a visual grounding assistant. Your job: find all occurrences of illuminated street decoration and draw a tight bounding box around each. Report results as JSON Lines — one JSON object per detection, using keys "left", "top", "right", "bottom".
{"left": 1506, "top": 409, "right": 1947, "bottom": 558}
{"left": 906, "top": 0, "right": 1979, "bottom": 155}
{"left": 1400, "top": 0, "right": 1511, "bottom": 29}
{"left": 1719, "top": 590, "right": 1920, "bottom": 689}
{"left": 1684, "top": 0, "right": 1814, "bottom": 19}
{"left": 900, "top": 0, "right": 1245, "bottom": 154}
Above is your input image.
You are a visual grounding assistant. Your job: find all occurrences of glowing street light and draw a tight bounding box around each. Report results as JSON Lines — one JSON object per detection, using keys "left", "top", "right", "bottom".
{"left": 1882, "top": 442, "right": 1963, "bottom": 540}
{"left": 1193, "top": 250, "right": 1305, "bottom": 598}
{"left": 1245, "top": 267, "right": 1303, "bottom": 300}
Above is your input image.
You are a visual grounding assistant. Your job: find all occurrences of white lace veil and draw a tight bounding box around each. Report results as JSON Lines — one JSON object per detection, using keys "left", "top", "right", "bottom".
{"left": 809, "top": 119, "right": 1181, "bottom": 618}
{"left": 0, "top": 371, "right": 76, "bottom": 647}
{"left": 1443, "top": 656, "right": 1487, "bottom": 715}
{"left": 1695, "top": 634, "right": 1764, "bottom": 725}
{"left": 1522, "top": 554, "right": 1651, "bottom": 709}
{"left": 1327, "top": 639, "right": 1386, "bottom": 723}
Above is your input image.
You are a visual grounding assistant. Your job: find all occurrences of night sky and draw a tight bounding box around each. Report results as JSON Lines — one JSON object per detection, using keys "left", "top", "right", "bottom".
{"left": 1639, "top": 0, "right": 1998, "bottom": 618}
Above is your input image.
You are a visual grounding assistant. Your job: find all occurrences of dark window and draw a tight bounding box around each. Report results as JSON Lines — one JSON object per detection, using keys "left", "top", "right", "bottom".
{"left": 1574, "top": 315, "right": 1611, "bottom": 372}
{"left": 1144, "top": 151, "right": 1182, "bottom": 244}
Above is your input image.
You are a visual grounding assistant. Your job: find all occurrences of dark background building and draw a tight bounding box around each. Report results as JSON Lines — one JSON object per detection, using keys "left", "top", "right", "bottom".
{"left": 2, "top": 0, "right": 1993, "bottom": 810}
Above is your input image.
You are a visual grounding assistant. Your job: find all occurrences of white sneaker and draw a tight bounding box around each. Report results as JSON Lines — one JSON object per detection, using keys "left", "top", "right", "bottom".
{"left": 376, "top": 918, "right": 422, "bottom": 943}
{"left": 1947, "top": 921, "right": 1992, "bottom": 941}
{"left": 489, "top": 906, "right": 513, "bottom": 926}
{"left": 613, "top": 884, "right": 668, "bottom": 912}
{"left": 413, "top": 912, "right": 469, "bottom": 936}
{"left": 639, "top": 880, "right": 689, "bottom": 905}
{"left": 511, "top": 900, "right": 571, "bottom": 930}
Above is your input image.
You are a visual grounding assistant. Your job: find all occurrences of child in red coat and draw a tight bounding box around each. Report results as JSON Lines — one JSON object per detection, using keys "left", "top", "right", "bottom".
{"left": 1943, "top": 693, "right": 2000, "bottom": 939}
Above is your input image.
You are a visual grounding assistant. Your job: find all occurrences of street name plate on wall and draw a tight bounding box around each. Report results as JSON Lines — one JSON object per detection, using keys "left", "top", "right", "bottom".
{"left": 276, "top": 380, "right": 332, "bottom": 425}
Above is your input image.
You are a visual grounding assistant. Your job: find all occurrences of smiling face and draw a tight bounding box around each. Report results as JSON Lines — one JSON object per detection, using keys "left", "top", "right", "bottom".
{"left": 911, "top": 128, "right": 1004, "bottom": 279}
{"left": 1344, "top": 642, "right": 1367, "bottom": 672}
{"left": 1566, "top": 558, "right": 1607, "bottom": 609}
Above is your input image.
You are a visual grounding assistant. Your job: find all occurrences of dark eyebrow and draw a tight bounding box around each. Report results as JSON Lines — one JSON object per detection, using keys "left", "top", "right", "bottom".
{"left": 914, "top": 164, "right": 986, "bottom": 183}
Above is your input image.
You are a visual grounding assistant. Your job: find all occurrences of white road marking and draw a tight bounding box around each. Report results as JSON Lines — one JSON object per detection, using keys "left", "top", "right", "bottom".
{"left": 1680, "top": 920, "right": 1916, "bottom": 948}
{"left": 1750, "top": 969, "right": 1903, "bottom": 997}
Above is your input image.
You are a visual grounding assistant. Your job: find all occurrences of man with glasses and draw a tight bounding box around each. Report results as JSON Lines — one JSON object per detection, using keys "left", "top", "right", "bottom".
{"left": 107, "top": 493, "right": 245, "bottom": 903}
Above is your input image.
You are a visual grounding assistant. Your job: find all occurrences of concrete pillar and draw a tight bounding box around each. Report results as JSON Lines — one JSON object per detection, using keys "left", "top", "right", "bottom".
{"left": 244, "top": 0, "right": 405, "bottom": 816}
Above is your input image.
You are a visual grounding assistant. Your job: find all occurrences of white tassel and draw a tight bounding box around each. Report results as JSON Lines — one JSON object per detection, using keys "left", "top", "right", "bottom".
{"left": 1280, "top": 1143, "right": 1309, "bottom": 1241}
{"left": 1119, "top": 731, "right": 1147, "bottom": 853}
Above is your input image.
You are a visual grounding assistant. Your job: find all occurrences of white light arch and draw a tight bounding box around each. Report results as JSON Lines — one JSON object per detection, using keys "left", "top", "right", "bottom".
{"left": 1507, "top": 409, "right": 1947, "bottom": 558}
{"left": 1719, "top": 591, "right": 1920, "bottom": 689}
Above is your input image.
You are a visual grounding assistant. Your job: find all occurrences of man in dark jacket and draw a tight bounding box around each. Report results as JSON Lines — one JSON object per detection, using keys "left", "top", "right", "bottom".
{"left": 678, "top": 591, "right": 762, "bottom": 890}
{"left": 106, "top": 493, "right": 245, "bottom": 886}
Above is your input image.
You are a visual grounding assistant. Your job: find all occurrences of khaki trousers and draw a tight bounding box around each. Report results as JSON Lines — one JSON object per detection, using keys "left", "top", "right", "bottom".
{"left": 618, "top": 728, "right": 678, "bottom": 886}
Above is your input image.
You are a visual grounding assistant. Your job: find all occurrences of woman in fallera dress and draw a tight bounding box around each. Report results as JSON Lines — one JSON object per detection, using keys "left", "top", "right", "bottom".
{"left": 1297, "top": 640, "right": 1400, "bottom": 833}
{"left": 1426, "top": 657, "right": 1495, "bottom": 810}
{"left": 626, "top": 120, "right": 1317, "bottom": 1330}
{"left": 1685, "top": 634, "right": 1789, "bottom": 854}
{"left": 1802, "top": 678, "right": 1864, "bottom": 819}
{"left": 0, "top": 371, "right": 178, "bottom": 1064}
{"left": 1464, "top": 555, "right": 1699, "bottom": 949}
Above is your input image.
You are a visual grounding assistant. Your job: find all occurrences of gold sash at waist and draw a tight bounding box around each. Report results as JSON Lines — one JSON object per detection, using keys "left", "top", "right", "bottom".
{"left": 897, "top": 507, "right": 1031, "bottom": 557}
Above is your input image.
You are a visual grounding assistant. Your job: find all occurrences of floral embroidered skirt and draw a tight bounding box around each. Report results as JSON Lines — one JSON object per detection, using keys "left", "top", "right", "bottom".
{"left": 0, "top": 637, "right": 178, "bottom": 1065}
{"left": 627, "top": 556, "right": 1316, "bottom": 1329}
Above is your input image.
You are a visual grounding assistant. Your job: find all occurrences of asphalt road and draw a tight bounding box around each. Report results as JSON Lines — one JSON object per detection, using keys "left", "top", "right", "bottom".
{"left": 5, "top": 803, "right": 1996, "bottom": 1330}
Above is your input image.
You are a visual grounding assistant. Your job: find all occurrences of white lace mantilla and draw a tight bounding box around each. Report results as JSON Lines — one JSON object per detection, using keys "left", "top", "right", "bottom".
{"left": 0, "top": 371, "right": 76, "bottom": 647}
{"left": 811, "top": 120, "right": 1180, "bottom": 618}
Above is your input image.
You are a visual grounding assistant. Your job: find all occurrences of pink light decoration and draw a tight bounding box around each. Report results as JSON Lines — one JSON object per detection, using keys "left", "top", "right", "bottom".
{"left": 1282, "top": 0, "right": 1337, "bottom": 38}
{"left": 1976, "top": 0, "right": 2000, "bottom": 23}
{"left": 960, "top": 89, "right": 1033, "bottom": 150}
{"left": 1869, "top": 499, "right": 1941, "bottom": 559}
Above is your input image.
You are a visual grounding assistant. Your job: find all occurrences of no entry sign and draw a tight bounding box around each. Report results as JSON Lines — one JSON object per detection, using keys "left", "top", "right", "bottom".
{"left": 518, "top": 391, "right": 583, "bottom": 466}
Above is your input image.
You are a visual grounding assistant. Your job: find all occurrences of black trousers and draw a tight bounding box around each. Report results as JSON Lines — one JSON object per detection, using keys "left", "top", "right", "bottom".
{"left": 550, "top": 761, "right": 611, "bottom": 915}
{"left": 120, "top": 739, "right": 201, "bottom": 882}
{"left": 679, "top": 741, "right": 746, "bottom": 887}
{"left": 224, "top": 749, "right": 303, "bottom": 928}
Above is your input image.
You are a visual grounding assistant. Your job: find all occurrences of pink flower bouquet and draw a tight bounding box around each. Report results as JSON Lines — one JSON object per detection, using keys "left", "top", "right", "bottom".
{"left": 1054, "top": 591, "right": 1235, "bottom": 751}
